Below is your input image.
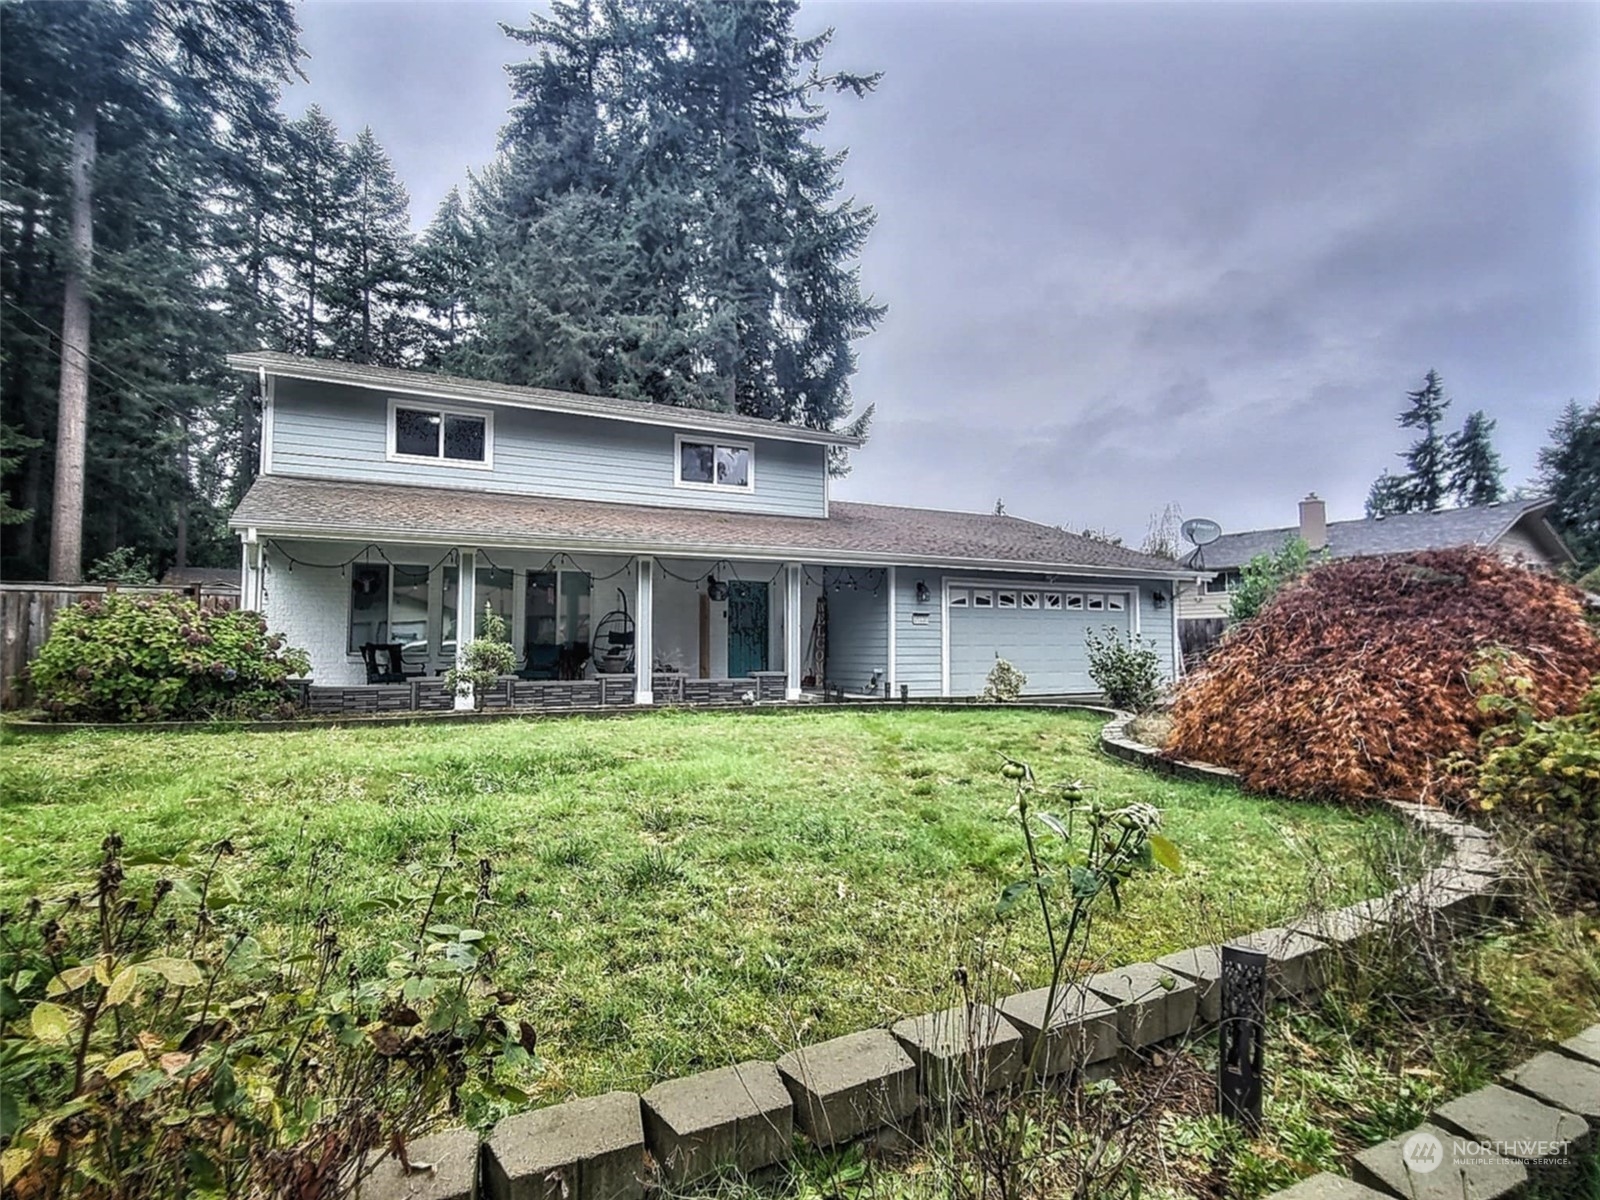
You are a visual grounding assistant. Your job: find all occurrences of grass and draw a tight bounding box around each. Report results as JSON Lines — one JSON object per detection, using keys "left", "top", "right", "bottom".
{"left": 0, "top": 707, "right": 1405, "bottom": 1101}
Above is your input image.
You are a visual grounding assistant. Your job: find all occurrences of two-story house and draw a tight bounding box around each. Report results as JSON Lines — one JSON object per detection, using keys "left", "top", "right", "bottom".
{"left": 229, "top": 351, "right": 1194, "bottom": 711}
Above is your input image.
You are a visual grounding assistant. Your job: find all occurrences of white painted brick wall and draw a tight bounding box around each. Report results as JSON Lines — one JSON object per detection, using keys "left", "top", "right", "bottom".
{"left": 259, "top": 548, "right": 364, "bottom": 685}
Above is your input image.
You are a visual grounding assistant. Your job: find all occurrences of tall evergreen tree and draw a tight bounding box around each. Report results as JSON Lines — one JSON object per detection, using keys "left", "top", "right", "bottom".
{"left": 1365, "top": 469, "right": 1410, "bottom": 518}
{"left": 1536, "top": 399, "right": 1600, "bottom": 572}
{"left": 1445, "top": 409, "right": 1504, "bottom": 507}
{"left": 415, "top": 187, "right": 477, "bottom": 368}
{"left": 279, "top": 105, "right": 350, "bottom": 358}
{"left": 472, "top": 0, "right": 883, "bottom": 461}
{"left": 1396, "top": 369, "right": 1451, "bottom": 512}
{"left": 328, "top": 127, "right": 413, "bottom": 365}
{"left": 0, "top": 0, "right": 301, "bottom": 581}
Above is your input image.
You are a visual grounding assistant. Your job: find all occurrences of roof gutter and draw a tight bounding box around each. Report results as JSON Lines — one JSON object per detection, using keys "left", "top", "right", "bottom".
{"left": 234, "top": 518, "right": 1200, "bottom": 581}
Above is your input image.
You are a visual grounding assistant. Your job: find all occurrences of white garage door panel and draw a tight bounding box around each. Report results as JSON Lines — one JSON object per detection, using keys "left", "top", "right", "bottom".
{"left": 948, "top": 587, "right": 1132, "bottom": 695}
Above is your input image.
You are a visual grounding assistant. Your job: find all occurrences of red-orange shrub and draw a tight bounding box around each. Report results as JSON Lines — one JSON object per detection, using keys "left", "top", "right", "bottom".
{"left": 1166, "top": 548, "right": 1600, "bottom": 805}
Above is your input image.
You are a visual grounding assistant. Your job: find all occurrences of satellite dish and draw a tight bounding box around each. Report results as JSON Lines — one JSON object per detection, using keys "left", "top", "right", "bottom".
{"left": 1182, "top": 518, "right": 1222, "bottom": 548}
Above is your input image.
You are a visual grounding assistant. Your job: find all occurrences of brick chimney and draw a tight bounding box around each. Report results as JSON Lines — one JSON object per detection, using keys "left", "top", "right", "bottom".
{"left": 1299, "top": 493, "right": 1327, "bottom": 551}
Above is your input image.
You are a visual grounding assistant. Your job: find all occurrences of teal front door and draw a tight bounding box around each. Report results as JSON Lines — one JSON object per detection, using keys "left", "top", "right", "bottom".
{"left": 726, "top": 582, "right": 769, "bottom": 676}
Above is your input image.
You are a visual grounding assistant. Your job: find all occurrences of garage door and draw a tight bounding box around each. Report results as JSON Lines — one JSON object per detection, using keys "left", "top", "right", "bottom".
{"left": 947, "top": 584, "right": 1133, "bottom": 695}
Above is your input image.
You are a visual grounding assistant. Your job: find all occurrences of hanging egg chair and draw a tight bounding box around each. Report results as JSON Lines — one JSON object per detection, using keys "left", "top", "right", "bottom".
{"left": 591, "top": 587, "right": 636, "bottom": 674}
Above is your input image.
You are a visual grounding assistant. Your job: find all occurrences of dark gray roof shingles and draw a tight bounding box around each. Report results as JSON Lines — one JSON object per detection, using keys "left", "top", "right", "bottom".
{"left": 1178, "top": 499, "right": 1556, "bottom": 570}
{"left": 232, "top": 474, "right": 1187, "bottom": 576}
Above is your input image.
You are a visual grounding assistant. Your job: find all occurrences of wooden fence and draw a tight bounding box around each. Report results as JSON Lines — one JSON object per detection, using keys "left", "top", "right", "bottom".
{"left": 1, "top": 582, "right": 240, "bottom": 709}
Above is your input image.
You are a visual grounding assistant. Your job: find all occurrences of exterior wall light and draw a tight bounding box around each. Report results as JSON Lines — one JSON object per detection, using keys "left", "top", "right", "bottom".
{"left": 915, "top": 580, "right": 931, "bottom": 604}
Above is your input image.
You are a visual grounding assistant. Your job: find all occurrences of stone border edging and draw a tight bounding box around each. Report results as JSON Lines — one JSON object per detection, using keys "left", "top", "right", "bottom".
{"left": 362, "top": 713, "right": 1514, "bottom": 1200}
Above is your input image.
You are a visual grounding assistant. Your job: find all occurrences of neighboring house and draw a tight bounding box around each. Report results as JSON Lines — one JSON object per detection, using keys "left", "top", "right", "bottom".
{"left": 228, "top": 352, "right": 1192, "bottom": 708}
{"left": 1176, "top": 493, "right": 1577, "bottom": 656}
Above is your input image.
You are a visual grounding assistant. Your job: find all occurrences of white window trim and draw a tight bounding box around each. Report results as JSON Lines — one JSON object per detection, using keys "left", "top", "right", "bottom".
{"left": 674, "top": 433, "right": 756, "bottom": 494}
{"left": 386, "top": 397, "right": 495, "bottom": 470}
{"left": 347, "top": 560, "right": 434, "bottom": 659}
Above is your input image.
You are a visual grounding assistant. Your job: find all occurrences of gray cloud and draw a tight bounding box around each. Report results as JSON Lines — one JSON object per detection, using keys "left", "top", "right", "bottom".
{"left": 288, "top": 0, "right": 1599, "bottom": 543}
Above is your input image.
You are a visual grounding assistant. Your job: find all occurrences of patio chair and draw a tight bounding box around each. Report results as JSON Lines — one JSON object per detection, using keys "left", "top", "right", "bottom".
{"left": 517, "top": 643, "right": 562, "bottom": 681}
{"left": 361, "top": 642, "right": 419, "bottom": 685}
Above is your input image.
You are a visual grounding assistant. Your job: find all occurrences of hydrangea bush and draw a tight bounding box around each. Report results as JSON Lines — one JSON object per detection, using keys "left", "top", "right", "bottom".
{"left": 30, "top": 593, "right": 309, "bottom": 722}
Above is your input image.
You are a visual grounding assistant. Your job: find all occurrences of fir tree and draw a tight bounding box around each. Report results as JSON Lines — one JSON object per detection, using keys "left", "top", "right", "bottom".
{"left": 1536, "top": 399, "right": 1600, "bottom": 572}
{"left": 1396, "top": 369, "right": 1451, "bottom": 512}
{"left": 329, "top": 127, "right": 413, "bottom": 365}
{"left": 474, "top": 0, "right": 883, "bottom": 463}
{"left": 415, "top": 187, "right": 477, "bottom": 368}
{"left": 279, "top": 106, "right": 350, "bottom": 358}
{"left": 1365, "top": 469, "right": 1410, "bottom": 518}
{"left": 0, "top": 0, "right": 301, "bottom": 581}
{"left": 1445, "top": 409, "right": 1504, "bottom": 507}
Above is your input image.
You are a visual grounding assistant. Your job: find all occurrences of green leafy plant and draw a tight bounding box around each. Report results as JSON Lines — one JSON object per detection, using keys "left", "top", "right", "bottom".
{"left": 981, "top": 657, "right": 1027, "bottom": 702}
{"left": 1084, "top": 627, "right": 1163, "bottom": 712}
{"left": 444, "top": 605, "right": 517, "bottom": 711}
{"left": 0, "top": 832, "right": 537, "bottom": 1199}
{"left": 1228, "top": 536, "right": 1311, "bottom": 623}
{"left": 85, "top": 547, "right": 157, "bottom": 585}
{"left": 996, "top": 762, "right": 1181, "bottom": 1021}
{"left": 1473, "top": 666, "right": 1600, "bottom": 900}
{"left": 29, "top": 594, "right": 309, "bottom": 722}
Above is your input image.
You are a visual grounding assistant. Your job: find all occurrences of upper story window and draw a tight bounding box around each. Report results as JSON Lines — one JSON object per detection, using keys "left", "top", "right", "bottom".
{"left": 388, "top": 399, "right": 492, "bottom": 468}
{"left": 676, "top": 434, "right": 753, "bottom": 492}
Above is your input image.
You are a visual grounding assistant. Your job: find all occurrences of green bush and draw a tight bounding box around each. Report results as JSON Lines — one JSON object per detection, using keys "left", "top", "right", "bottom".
{"left": 980, "top": 656, "right": 1027, "bottom": 702}
{"left": 444, "top": 605, "right": 518, "bottom": 710}
{"left": 1085, "top": 626, "right": 1163, "bottom": 712}
{"left": 1229, "top": 536, "right": 1311, "bottom": 623}
{"left": 30, "top": 593, "right": 309, "bottom": 722}
{"left": 85, "top": 546, "right": 156, "bottom": 584}
{"left": 0, "top": 834, "right": 536, "bottom": 1199}
{"left": 1475, "top": 672, "right": 1600, "bottom": 900}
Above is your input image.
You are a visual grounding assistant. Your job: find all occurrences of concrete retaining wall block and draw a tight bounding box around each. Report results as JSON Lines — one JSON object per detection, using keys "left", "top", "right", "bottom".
{"left": 891, "top": 1003, "right": 1026, "bottom": 1103}
{"left": 1225, "top": 927, "right": 1331, "bottom": 999}
{"left": 776, "top": 1029, "right": 918, "bottom": 1148}
{"left": 1432, "top": 1082, "right": 1592, "bottom": 1160}
{"left": 1502, "top": 1051, "right": 1600, "bottom": 1122}
{"left": 1086, "top": 962, "right": 1198, "bottom": 1049}
{"left": 1352, "top": 1122, "right": 1527, "bottom": 1200}
{"left": 640, "top": 1060, "right": 793, "bottom": 1187}
{"left": 1557, "top": 1024, "right": 1600, "bottom": 1068}
{"left": 1261, "top": 1172, "right": 1393, "bottom": 1200}
{"left": 363, "top": 1130, "right": 479, "bottom": 1200}
{"left": 484, "top": 1091, "right": 645, "bottom": 1200}
{"left": 1152, "top": 946, "right": 1223, "bottom": 1024}
{"left": 993, "top": 984, "right": 1119, "bottom": 1079}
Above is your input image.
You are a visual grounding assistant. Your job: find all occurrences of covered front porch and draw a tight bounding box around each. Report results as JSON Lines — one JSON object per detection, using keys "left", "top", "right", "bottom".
{"left": 242, "top": 536, "right": 891, "bottom": 710}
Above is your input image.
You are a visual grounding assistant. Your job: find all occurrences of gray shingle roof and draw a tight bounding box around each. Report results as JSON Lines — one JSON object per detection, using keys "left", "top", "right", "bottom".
{"left": 232, "top": 475, "right": 1191, "bottom": 578}
{"left": 1178, "top": 498, "right": 1564, "bottom": 570}
{"left": 228, "top": 351, "right": 862, "bottom": 449}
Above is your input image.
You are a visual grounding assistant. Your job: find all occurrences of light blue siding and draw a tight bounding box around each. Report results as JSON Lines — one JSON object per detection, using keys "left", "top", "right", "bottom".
{"left": 822, "top": 570, "right": 890, "bottom": 695}
{"left": 269, "top": 378, "right": 829, "bottom": 518}
{"left": 893, "top": 569, "right": 945, "bottom": 696}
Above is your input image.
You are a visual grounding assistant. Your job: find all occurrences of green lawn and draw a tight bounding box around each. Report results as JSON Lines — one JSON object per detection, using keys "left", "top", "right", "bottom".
{"left": 0, "top": 708, "right": 1403, "bottom": 1100}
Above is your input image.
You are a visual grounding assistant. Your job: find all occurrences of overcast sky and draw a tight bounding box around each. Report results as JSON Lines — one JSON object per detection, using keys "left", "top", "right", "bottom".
{"left": 287, "top": 0, "right": 1599, "bottom": 544}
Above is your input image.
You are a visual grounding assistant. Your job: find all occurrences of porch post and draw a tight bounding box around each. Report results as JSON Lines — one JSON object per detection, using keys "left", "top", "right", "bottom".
{"left": 241, "top": 528, "right": 261, "bottom": 611}
{"left": 885, "top": 565, "right": 897, "bottom": 697}
{"left": 634, "top": 556, "right": 654, "bottom": 705}
{"left": 454, "top": 549, "right": 476, "bottom": 710}
{"left": 785, "top": 561, "right": 803, "bottom": 701}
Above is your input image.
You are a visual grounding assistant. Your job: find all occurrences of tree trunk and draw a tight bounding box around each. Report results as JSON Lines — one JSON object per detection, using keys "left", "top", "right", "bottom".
{"left": 49, "top": 104, "right": 96, "bottom": 584}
